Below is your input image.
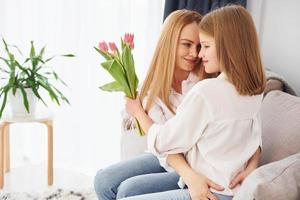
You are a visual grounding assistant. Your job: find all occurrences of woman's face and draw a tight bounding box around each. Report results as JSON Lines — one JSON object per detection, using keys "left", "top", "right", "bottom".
{"left": 198, "top": 31, "right": 220, "bottom": 73}
{"left": 175, "top": 22, "right": 201, "bottom": 74}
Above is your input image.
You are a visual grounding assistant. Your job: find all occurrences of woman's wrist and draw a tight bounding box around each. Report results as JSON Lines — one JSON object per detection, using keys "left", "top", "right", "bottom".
{"left": 135, "top": 109, "right": 146, "bottom": 120}
{"left": 183, "top": 168, "right": 204, "bottom": 186}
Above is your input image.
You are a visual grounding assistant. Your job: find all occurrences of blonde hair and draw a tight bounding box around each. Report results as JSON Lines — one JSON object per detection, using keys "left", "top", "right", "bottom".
{"left": 140, "top": 9, "right": 204, "bottom": 114}
{"left": 199, "top": 5, "right": 266, "bottom": 95}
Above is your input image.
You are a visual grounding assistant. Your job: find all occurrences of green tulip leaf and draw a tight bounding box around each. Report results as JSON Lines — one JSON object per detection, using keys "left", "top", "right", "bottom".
{"left": 99, "top": 81, "right": 123, "bottom": 92}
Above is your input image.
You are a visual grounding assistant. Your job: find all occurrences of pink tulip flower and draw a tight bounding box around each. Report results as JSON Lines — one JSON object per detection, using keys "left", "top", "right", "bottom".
{"left": 98, "top": 41, "right": 109, "bottom": 52}
{"left": 124, "top": 33, "right": 134, "bottom": 49}
{"left": 109, "top": 42, "right": 118, "bottom": 52}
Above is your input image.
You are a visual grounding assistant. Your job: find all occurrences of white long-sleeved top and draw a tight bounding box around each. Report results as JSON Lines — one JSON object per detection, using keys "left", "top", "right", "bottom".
{"left": 121, "top": 72, "right": 199, "bottom": 161}
{"left": 147, "top": 73, "right": 263, "bottom": 196}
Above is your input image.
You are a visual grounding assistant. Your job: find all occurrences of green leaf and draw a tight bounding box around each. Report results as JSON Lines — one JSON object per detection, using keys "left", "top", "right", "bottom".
{"left": 61, "top": 54, "right": 75, "bottom": 57}
{"left": 0, "top": 87, "right": 9, "bottom": 118}
{"left": 99, "top": 81, "right": 123, "bottom": 92}
{"left": 121, "top": 45, "right": 138, "bottom": 98}
{"left": 37, "top": 80, "right": 60, "bottom": 105}
{"left": 15, "top": 61, "right": 31, "bottom": 77}
{"left": 52, "top": 86, "right": 70, "bottom": 105}
{"left": 2, "top": 38, "right": 10, "bottom": 57}
{"left": 19, "top": 85, "right": 30, "bottom": 113}
{"left": 44, "top": 56, "right": 55, "bottom": 63}
{"left": 26, "top": 79, "right": 47, "bottom": 106}
{"left": 30, "top": 41, "right": 36, "bottom": 58}
{"left": 94, "top": 47, "right": 112, "bottom": 60}
{"left": 52, "top": 71, "right": 68, "bottom": 87}
{"left": 10, "top": 44, "right": 23, "bottom": 56}
{"left": 0, "top": 57, "right": 10, "bottom": 67}
{"left": 121, "top": 38, "right": 125, "bottom": 50}
{"left": 0, "top": 67, "right": 9, "bottom": 73}
{"left": 39, "top": 46, "right": 46, "bottom": 59}
{"left": 100, "top": 60, "right": 131, "bottom": 97}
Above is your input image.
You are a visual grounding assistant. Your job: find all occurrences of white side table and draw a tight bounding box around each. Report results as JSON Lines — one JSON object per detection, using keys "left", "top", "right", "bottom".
{"left": 0, "top": 114, "right": 53, "bottom": 189}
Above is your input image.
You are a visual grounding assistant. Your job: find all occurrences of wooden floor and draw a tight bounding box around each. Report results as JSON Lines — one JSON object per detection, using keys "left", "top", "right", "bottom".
{"left": 0, "top": 163, "right": 94, "bottom": 193}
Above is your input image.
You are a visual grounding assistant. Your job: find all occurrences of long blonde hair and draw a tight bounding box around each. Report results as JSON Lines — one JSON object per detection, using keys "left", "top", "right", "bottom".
{"left": 199, "top": 5, "right": 266, "bottom": 95}
{"left": 140, "top": 10, "right": 203, "bottom": 114}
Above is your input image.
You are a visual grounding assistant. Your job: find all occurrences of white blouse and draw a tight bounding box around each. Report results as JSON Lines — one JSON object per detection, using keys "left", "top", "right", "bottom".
{"left": 121, "top": 72, "right": 199, "bottom": 160}
{"left": 146, "top": 72, "right": 200, "bottom": 124}
{"left": 147, "top": 73, "right": 263, "bottom": 196}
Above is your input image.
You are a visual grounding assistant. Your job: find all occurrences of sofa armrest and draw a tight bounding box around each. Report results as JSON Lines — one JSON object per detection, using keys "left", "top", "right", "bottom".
{"left": 233, "top": 152, "right": 300, "bottom": 200}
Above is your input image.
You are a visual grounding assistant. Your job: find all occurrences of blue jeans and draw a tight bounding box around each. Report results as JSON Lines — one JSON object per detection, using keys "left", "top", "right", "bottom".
{"left": 119, "top": 189, "right": 233, "bottom": 200}
{"left": 94, "top": 153, "right": 180, "bottom": 200}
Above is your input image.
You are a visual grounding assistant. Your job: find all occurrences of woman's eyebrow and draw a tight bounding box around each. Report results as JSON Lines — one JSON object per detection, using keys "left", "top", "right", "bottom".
{"left": 180, "top": 39, "right": 194, "bottom": 43}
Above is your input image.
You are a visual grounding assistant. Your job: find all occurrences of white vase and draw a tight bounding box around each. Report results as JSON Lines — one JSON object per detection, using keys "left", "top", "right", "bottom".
{"left": 8, "top": 88, "right": 37, "bottom": 116}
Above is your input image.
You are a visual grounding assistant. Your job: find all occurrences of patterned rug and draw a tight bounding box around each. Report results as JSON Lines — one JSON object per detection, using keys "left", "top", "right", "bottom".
{"left": 0, "top": 188, "right": 98, "bottom": 200}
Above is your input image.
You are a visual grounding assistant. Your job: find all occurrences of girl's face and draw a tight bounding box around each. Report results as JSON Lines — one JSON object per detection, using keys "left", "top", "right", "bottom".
{"left": 198, "top": 31, "right": 221, "bottom": 73}
{"left": 175, "top": 22, "right": 201, "bottom": 74}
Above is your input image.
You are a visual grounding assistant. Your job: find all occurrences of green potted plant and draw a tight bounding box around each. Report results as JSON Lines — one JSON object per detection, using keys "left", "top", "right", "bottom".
{"left": 0, "top": 38, "right": 74, "bottom": 118}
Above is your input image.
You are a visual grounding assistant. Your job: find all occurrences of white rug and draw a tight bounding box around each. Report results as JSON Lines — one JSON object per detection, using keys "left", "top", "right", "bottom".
{"left": 0, "top": 188, "right": 98, "bottom": 200}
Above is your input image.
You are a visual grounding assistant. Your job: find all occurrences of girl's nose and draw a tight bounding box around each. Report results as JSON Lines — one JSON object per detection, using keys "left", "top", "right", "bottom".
{"left": 198, "top": 49, "right": 203, "bottom": 58}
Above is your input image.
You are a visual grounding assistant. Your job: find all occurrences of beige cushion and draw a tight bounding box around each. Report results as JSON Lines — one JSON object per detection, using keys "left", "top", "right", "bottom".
{"left": 234, "top": 152, "right": 300, "bottom": 200}
{"left": 260, "top": 91, "right": 300, "bottom": 165}
{"left": 120, "top": 129, "right": 147, "bottom": 160}
{"left": 264, "top": 79, "right": 284, "bottom": 95}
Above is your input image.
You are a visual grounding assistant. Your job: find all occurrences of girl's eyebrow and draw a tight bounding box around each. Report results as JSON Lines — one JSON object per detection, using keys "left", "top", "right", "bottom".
{"left": 200, "top": 41, "right": 210, "bottom": 44}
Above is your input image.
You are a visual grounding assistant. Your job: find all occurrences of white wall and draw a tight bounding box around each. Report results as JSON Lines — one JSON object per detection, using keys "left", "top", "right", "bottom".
{"left": 248, "top": 0, "right": 300, "bottom": 95}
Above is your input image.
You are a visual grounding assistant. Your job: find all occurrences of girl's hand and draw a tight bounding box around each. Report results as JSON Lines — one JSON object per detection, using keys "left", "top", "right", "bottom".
{"left": 229, "top": 147, "right": 260, "bottom": 189}
{"left": 229, "top": 168, "right": 252, "bottom": 189}
{"left": 125, "top": 95, "right": 143, "bottom": 118}
{"left": 186, "top": 171, "right": 224, "bottom": 200}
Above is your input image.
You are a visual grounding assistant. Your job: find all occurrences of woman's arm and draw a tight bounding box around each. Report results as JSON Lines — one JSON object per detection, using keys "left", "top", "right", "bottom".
{"left": 167, "top": 154, "right": 223, "bottom": 200}
{"left": 229, "top": 147, "right": 261, "bottom": 188}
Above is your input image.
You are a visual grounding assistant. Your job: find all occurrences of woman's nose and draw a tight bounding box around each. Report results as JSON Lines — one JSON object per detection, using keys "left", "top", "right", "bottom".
{"left": 190, "top": 47, "right": 198, "bottom": 58}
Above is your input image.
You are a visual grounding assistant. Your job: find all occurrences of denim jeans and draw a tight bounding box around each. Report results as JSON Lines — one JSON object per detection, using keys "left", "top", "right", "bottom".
{"left": 119, "top": 189, "right": 233, "bottom": 200}
{"left": 94, "top": 153, "right": 180, "bottom": 200}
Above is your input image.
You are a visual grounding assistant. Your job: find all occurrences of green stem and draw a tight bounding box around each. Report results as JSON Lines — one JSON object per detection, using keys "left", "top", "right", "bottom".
{"left": 135, "top": 118, "right": 145, "bottom": 136}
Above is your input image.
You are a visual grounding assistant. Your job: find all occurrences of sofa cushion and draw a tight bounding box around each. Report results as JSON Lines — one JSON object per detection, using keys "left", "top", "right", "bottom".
{"left": 233, "top": 152, "right": 300, "bottom": 200}
{"left": 120, "top": 129, "right": 147, "bottom": 160}
{"left": 260, "top": 91, "right": 300, "bottom": 165}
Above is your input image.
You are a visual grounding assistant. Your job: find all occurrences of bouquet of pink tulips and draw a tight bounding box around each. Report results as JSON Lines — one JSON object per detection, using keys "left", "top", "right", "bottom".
{"left": 95, "top": 33, "right": 145, "bottom": 136}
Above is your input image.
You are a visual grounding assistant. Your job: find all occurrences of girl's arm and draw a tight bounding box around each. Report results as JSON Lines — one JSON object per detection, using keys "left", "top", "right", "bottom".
{"left": 126, "top": 91, "right": 209, "bottom": 155}
{"left": 229, "top": 147, "right": 261, "bottom": 188}
{"left": 167, "top": 154, "right": 223, "bottom": 200}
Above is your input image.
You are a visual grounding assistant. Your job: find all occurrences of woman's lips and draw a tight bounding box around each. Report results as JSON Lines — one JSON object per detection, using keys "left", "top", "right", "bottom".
{"left": 185, "top": 58, "right": 197, "bottom": 64}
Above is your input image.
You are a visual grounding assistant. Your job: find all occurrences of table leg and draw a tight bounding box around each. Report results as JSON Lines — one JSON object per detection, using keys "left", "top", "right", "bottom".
{"left": 0, "top": 122, "right": 5, "bottom": 189}
{"left": 45, "top": 120, "right": 53, "bottom": 185}
{"left": 4, "top": 123, "right": 10, "bottom": 173}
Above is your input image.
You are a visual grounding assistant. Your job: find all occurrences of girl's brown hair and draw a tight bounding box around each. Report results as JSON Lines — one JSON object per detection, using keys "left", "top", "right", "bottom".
{"left": 199, "top": 5, "right": 266, "bottom": 95}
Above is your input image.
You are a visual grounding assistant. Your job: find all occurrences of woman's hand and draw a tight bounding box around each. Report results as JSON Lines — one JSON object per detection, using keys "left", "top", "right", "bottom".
{"left": 186, "top": 171, "right": 224, "bottom": 200}
{"left": 229, "top": 147, "right": 261, "bottom": 189}
{"left": 125, "top": 95, "right": 143, "bottom": 118}
{"left": 125, "top": 95, "right": 154, "bottom": 133}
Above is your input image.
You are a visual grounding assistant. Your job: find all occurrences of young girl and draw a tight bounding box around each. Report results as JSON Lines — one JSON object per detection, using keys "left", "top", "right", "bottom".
{"left": 125, "top": 5, "right": 266, "bottom": 200}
